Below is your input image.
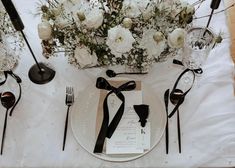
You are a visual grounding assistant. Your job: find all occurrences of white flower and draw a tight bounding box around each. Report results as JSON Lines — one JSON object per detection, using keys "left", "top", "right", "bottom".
{"left": 122, "top": 0, "right": 141, "bottom": 18}
{"left": 135, "top": 0, "right": 151, "bottom": 11}
{"left": 122, "top": 0, "right": 151, "bottom": 19}
{"left": 82, "top": 9, "right": 103, "bottom": 29}
{"left": 0, "top": 2, "right": 4, "bottom": 11}
{"left": 55, "top": 15, "right": 71, "bottom": 29}
{"left": 140, "top": 29, "right": 166, "bottom": 58}
{"left": 70, "top": 0, "right": 80, "bottom": 4}
{"left": 61, "top": 0, "right": 79, "bottom": 11}
{"left": 168, "top": 28, "right": 186, "bottom": 48}
{"left": 185, "top": 4, "right": 195, "bottom": 15}
{"left": 142, "top": 5, "right": 154, "bottom": 21}
{"left": 74, "top": 46, "right": 98, "bottom": 68}
{"left": 106, "top": 25, "right": 135, "bottom": 58}
{"left": 38, "top": 21, "right": 52, "bottom": 40}
{"left": 72, "top": 3, "right": 87, "bottom": 26}
{"left": 51, "top": 6, "right": 62, "bottom": 17}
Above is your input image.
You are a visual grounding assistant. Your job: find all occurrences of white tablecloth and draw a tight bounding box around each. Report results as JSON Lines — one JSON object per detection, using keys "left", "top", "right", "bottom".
{"left": 0, "top": 0, "right": 235, "bottom": 167}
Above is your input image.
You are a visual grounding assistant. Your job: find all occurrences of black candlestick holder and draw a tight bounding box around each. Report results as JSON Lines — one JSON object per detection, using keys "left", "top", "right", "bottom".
{"left": 20, "top": 31, "right": 55, "bottom": 84}
{"left": 1, "top": 0, "right": 55, "bottom": 84}
{"left": 28, "top": 63, "right": 55, "bottom": 84}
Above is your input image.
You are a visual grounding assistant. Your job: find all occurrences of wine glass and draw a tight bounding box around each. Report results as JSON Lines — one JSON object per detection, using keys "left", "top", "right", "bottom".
{"left": 182, "top": 26, "right": 215, "bottom": 69}
{"left": 181, "top": 27, "right": 215, "bottom": 83}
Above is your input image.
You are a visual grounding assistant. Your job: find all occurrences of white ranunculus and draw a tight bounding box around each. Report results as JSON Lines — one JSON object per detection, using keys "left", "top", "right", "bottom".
{"left": 82, "top": 9, "right": 103, "bottom": 29}
{"left": 168, "top": 28, "right": 186, "bottom": 48}
{"left": 106, "top": 25, "right": 135, "bottom": 58}
{"left": 140, "top": 29, "right": 166, "bottom": 58}
{"left": 74, "top": 46, "right": 98, "bottom": 68}
{"left": 38, "top": 21, "right": 52, "bottom": 40}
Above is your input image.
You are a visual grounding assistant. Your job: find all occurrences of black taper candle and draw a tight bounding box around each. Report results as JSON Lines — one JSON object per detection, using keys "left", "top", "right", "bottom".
{"left": 203, "top": 0, "right": 221, "bottom": 36}
{"left": 1, "top": 0, "right": 24, "bottom": 31}
{"left": 210, "top": 0, "right": 221, "bottom": 10}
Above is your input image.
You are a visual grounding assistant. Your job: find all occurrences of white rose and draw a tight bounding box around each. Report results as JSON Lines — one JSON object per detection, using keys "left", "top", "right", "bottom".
{"left": 38, "top": 21, "right": 52, "bottom": 40}
{"left": 168, "top": 28, "right": 186, "bottom": 48}
{"left": 106, "top": 25, "right": 135, "bottom": 58}
{"left": 82, "top": 9, "right": 103, "bottom": 29}
{"left": 74, "top": 46, "right": 98, "bottom": 68}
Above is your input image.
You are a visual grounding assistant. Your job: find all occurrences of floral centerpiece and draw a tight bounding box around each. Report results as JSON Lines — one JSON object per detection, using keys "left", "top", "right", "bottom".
{"left": 38, "top": 0, "right": 195, "bottom": 71}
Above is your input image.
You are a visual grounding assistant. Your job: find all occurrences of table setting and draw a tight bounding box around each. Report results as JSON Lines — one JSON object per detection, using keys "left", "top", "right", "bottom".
{"left": 0, "top": 0, "right": 235, "bottom": 167}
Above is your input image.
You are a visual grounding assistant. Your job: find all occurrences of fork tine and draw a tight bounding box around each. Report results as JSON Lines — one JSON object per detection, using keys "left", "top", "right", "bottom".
{"left": 69, "top": 87, "right": 72, "bottom": 94}
{"left": 71, "top": 88, "right": 74, "bottom": 102}
{"left": 67, "top": 87, "right": 70, "bottom": 94}
{"left": 65, "top": 86, "right": 74, "bottom": 105}
{"left": 65, "top": 87, "right": 69, "bottom": 103}
{"left": 66, "top": 87, "right": 69, "bottom": 94}
{"left": 70, "top": 87, "right": 72, "bottom": 94}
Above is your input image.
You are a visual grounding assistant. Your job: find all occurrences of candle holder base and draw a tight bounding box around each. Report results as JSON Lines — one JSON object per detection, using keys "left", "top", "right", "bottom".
{"left": 28, "top": 63, "right": 55, "bottom": 84}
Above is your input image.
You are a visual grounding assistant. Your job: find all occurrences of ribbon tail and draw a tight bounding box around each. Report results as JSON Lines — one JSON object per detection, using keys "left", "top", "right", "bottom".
{"left": 168, "top": 98, "right": 184, "bottom": 118}
{"left": 93, "top": 95, "right": 109, "bottom": 153}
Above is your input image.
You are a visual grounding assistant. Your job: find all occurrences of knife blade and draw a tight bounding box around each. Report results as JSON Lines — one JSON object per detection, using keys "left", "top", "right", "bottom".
{"left": 164, "top": 89, "right": 170, "bottom": 154}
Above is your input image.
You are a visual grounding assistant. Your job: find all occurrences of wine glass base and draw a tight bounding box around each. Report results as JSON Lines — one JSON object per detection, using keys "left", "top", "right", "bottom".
{"left": 28, "top": 63, "right": 55, "bottom": 84}
{"left": 178, "top": 71, "right": 195, "bottom": 91}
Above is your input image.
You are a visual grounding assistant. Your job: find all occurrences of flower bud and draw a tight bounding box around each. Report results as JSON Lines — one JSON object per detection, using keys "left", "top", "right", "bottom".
{"left": 122, "top": 18, "right": 132, "bottom": 29}
{"left": 77, "top": 12, "right": 86, "bottom": 22}
{"left": 38, "top": 21, "right": 52, "bottom": 40}
{"left": 153, "top": 32, "right": 164, "bottom": 43}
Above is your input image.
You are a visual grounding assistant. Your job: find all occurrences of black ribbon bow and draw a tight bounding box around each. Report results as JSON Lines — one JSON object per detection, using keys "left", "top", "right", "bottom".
{"left": 168, "top": 68, "right": 195, "bottom": 118}
{"left": 93, "top": 77, "right": 136, "bottom": 153}
{"left": 168, "top": 59, "right": 204, "bottom": 117}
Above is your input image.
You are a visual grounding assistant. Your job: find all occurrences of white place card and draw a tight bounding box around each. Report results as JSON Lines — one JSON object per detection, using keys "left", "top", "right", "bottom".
{"left": 106, "top": 90, "right": 151, "bottom": 154}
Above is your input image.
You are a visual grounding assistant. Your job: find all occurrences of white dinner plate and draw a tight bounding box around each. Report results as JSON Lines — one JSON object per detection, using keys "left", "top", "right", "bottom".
{"left": 70, "top": 77, "right": 166, "bottom": 162}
